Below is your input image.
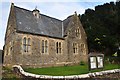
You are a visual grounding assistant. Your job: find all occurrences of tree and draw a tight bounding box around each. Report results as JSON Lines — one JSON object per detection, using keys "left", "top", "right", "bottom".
{"left": 80, "top": 1, "right": 120, "bottom": 56}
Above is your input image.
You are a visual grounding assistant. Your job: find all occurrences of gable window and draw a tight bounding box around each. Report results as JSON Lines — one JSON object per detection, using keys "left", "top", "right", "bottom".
{"left": 42, "top": 40, "right": 48, "bottom": 53}
{"left": 73, "top": 43, "right": 78, "bottom": 54}
{"left": 23, "top": 37, "right": 31, "bottom": 52}
{"left": 56, "top": 42, "right": 62, "bottom": 54}
{"left": 75, "top": 28, "right": 80, "bottom": 37}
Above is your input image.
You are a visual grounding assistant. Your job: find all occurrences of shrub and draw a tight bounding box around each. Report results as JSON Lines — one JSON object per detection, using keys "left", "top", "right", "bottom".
{"left": 80, "top": 61, "right": 85, "bottom": 65}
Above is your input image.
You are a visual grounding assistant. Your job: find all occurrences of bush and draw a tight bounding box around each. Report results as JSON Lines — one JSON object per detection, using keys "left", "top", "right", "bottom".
{"left": 80, "top": 61, "right": 85, "bottom": 65}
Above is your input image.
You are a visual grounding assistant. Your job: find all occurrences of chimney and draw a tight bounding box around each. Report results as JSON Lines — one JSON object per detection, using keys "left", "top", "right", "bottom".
{"left": 74, "top": 11, "right": 77, "bottom": 16}
{"left": 32, "top": 7, "right": 40, "bottom": 18}
{"left": 11, "top": 3, "right": 14, "bottom": 6}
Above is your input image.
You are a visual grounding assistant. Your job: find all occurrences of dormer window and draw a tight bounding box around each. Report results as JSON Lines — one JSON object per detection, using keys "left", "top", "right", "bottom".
{"left": 32, "top": 8, "right": 40, "bottom": 18}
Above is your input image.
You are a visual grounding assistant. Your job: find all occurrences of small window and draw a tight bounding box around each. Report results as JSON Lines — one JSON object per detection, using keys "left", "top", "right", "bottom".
{"left": 75, "top": 28, "right": 80, "bottom": 37}
{"left": 73, "top": 43, "right": 78, "bottom": 53}
{"left": 56, "top": 42, "right": 62, "bottom": 54}
{"left": 56, "top": 42, "right": 59, "bottom": 53}
{"left": 28, "top": 38, "right": 30, "bottom": 45}
{"left": 23, "top": 37, "right": 31, "bottom": 53}
{"left": 23, "top": 37, "right": 27, "bottom": 52}
{"left": 81, "top": 44, "right": 85, "bottom": 53}
{"left": 27, "top": 38, "right": 31, "bottom": 52}
{"left": 42, "top": 40, "right": 44, "bottom": 53}
{"left": 42, "top": 40, "right": 48, "bottom": 54}
{"left": 59, "top": 42, "right": 61, "bottom": 53}
{"left": 45, "top": 40, "right": 48, "bottom": 53}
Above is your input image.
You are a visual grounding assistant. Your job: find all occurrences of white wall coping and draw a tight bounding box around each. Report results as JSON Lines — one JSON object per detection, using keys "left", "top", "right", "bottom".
{"left": 13, "top": 65, "right": 120, "bottom": 79}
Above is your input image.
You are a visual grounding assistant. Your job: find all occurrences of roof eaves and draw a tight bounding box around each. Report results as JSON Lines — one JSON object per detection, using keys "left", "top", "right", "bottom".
{"left": 16, "top": 30, "right": 64, "bottom": 40}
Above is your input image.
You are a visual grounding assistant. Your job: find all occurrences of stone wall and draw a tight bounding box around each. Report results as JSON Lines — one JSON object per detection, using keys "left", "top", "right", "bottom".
{"left": 4, "top": 29, "right": 88, "bottom": 67}
{"left": 5, "top": 32, "right": 68, "bottom": 67}
{"left": 65, "top": 14, "right": 88, "bottom": 63}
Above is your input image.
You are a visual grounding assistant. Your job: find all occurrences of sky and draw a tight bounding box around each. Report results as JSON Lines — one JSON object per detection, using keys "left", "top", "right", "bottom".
{"left": 0, "top": 0, "right": 116, "bottom": 50}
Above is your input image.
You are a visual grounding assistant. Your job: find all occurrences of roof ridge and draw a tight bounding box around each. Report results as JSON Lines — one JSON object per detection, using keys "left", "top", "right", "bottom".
{"left": 41, "top": 13, "right": 62, "bottom": 22}
{"left": 14, "top": 5, "right": 32, "bottom": 12}
{"left": 63, "top": 15, "right": 73, "bottom": 21}
{"left": 14, "top": 5, "right": 62, "bottom": 22}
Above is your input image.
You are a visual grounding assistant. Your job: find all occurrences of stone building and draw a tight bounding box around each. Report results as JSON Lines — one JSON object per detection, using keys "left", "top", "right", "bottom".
{"left": 4, "top": 3, "right": 88, "bottom": 67}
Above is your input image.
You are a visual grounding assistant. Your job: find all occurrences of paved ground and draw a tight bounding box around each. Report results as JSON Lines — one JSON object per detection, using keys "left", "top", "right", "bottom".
{"left": 91, "top": 72, "right": 120, "bottom": 79}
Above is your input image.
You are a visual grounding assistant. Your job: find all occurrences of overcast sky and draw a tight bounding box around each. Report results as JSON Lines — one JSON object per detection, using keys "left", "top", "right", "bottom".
{"left": 0, "top": 0, "right": 115, "bottom": 50}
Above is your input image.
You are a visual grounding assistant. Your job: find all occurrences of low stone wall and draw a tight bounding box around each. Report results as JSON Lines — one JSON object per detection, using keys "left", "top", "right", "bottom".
{"left": 13, "top": 65, "right": 120, "bottom": 79}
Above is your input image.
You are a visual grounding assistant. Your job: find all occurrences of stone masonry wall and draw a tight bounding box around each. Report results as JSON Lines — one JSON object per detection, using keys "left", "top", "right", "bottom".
{"left": 12, "top": 32, "right": 68, "bottom": 67}
{"left": 65, "top": 14, "right": 88, "bottom": 63}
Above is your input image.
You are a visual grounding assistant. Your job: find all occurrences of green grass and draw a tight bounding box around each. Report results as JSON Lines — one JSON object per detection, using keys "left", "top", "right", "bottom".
{"left": 24, "top": 64, "right": 88, "bottom": 76}
{"left": 24, "top": 63, "right": 119, "bottom": 76}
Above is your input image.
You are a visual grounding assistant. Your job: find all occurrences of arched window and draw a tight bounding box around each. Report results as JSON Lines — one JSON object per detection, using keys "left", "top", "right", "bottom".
{"left": 56, "top": 42, "right": 62, "bottom": 54}
{"left": 42, "top": 40, "right": 44, "bottom": 53}
{"left": 59, "top": 42, "right": 61, "bottom": 53}
{"left": 56, "top": 42, "right": 58, "bottom": 53}
{"left": 45, "top": 40, "right": 48, "bottom": 53}
{"left": 27, "top": 38, "right": 31, "bottom": 52}
{"left": 23, "top": 37, "right": 27, "bottom": 52}
{"left": 42, "top": 40, "right": 48, "bottom": 53}
{"left": 23, "top": 37, "right": 31, "bottom": 52}
{"left": 28, "top": 38, "right": 30, "bottom": 45}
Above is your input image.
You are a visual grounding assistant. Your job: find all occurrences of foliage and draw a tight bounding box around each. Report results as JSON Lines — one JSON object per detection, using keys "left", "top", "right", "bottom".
{"left": 81, "top": 1, "right": 120, "bottom": 56}
{"left": 80, "top": 61, "right": 85, "bottom": 65}
{"left": 2, "top": 66, "right": 19, "bottom": 79}
{"left": 105, "top": 56, "right": 120, "bottom": 64}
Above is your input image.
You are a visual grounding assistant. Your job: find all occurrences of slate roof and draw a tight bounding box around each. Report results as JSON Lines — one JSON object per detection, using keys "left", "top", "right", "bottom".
{"left": 63, "top": 15, "right": 73, "bottom": 33}
{"left": 14, "top": 6, "right": 72, "bottom": 38}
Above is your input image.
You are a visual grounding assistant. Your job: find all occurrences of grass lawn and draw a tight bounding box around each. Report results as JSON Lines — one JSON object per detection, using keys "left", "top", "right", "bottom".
{"left": 24, "top": 63, "right": 119, "bottom": 76}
